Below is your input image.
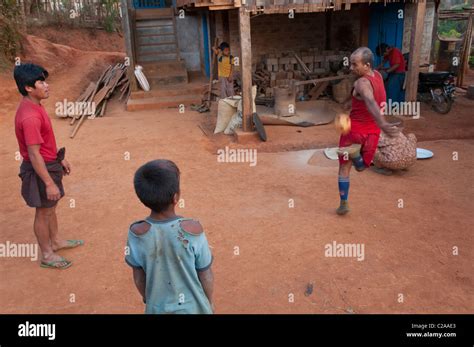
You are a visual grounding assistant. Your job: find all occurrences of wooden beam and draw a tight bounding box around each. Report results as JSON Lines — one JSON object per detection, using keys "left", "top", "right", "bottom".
{"left": 405, "top": 1, "right": 426, "bottom": 103}
{"left": 458, "top": 14, "right": 473, "bottom": 87}
{"left": 239, "top": 6, "right": 253, "bottom": 132}
{"left": 294, "top": 74, "right": 351, "bottom": 86}
{"left": 325, "top": 10, "right": 332, "bottom": 50}
{"left": 120, "top": 0, "right": 138, "bottom": 92}
{"left": 359, "top": 4, "right": 370, "bottom": 47}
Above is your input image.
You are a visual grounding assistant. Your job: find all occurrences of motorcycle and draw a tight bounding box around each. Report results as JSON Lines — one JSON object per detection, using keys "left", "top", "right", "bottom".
{"left": 403, "top": 53, "right": 456, "bottom": 114}
{"left": 417, "top": 71, "right": 456, "bottom": 114}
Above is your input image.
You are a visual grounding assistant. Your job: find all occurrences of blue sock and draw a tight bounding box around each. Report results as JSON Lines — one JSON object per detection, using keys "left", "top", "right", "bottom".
{"left": 352, "top": 155, "right": 365, "bottom": 170}
{"left": 338, "top": 175, "right": 350, "bottom": 201}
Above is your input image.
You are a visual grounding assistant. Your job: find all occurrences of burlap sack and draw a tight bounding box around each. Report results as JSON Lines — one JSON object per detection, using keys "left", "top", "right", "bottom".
{"left": 373, "top": 132, "right": 417, "bottom": 170}
{"left": 214, "top": 97, "right": 241, "bottom": 134}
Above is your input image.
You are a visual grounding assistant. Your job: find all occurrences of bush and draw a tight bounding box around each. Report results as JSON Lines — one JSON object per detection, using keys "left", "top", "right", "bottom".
{"left": 0, "top": 0, "right": 23, "bottom": 66}
{"left": 101, "top": 0, "right": 121, "bottom": 33}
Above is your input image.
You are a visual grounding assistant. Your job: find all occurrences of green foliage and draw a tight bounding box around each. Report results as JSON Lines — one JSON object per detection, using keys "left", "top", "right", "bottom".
{"left": 101, "top": 0, "right": 120, "bottom": 33}
{"left": 0, "top": 0, "right": 22, "bottom": 64}
{"left": 438, "top": 19, "right": 465, "bottom": 39}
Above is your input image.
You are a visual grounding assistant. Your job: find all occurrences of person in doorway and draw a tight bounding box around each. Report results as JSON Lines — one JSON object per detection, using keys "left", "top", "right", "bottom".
{"left": 212, "top": 42, "right": 235, "bottom": 98}
{"left": 126, "top": 159, "right": 214, "bottom": 314}
{"left": 14, "top": 63, "right": 83, "bottom": 270}
{"left": 336, "top": 47, "right": 399, "bottom": 215}
{"left": 375, "top": 43, "right": 406, "bottom": 105}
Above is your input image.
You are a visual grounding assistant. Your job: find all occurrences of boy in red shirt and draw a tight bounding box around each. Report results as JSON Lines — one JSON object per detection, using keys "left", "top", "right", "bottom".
{"left": 14, "top": 63, "right": 83, "bottom": 269}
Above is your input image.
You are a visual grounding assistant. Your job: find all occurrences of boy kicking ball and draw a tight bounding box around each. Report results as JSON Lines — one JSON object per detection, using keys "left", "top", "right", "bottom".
{"left": 335, "top": 47, "right": 399, "bottom": 216}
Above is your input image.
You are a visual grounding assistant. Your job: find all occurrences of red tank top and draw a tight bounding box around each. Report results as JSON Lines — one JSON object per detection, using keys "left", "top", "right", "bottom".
{"left": 350, "top": 70, "right": 386, "bottom": 134}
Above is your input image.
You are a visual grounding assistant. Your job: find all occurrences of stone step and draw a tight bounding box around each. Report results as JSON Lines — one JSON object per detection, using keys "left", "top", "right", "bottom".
{"left": 127, "top": 94, "right": 202, "bottom": 111}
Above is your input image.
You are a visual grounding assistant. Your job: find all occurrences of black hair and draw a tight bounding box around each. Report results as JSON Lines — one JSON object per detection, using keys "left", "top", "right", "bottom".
{"left": 219, "top": 42, "right": 230, "bottom": 50}
{"left": 352, "top": 47, "right": 374, "bottom": 68}
{"left": 13, "top": 63, "right": 49, "bottom": 96}
{"left": 133, "top": 160, "right": 180, "bottom": 213}
{"left": 375, "top": 43, "right": 389, "bottom": 57}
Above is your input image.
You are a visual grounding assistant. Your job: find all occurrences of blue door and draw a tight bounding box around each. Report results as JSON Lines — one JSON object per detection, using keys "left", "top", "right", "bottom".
{"left": 202, "top": 13, "right": 210, "bottom": 77}
{"left": 368, "top": 2, "right": 404, "bottom": 67}
{"left": 133, "top": 0, "right": 166, "bottom": 8}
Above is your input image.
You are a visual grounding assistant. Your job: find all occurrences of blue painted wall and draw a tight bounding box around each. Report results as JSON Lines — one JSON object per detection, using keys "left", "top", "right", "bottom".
{"left": 202, "top": 13, "right": 210, "bottom": 77}
{"left": 133, "top": 0, "right": 166, "bottom": 8}
{"left": 368, "top": 2, "right": 405, "bottom": 67}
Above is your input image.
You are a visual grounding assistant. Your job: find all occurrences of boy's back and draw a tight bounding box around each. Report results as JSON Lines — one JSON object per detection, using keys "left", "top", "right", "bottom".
{"left": 125, "top": 216, "right": 213, "bottom": 314}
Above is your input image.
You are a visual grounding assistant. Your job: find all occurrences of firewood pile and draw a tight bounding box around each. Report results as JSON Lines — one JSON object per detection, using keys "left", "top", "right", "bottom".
{"left": 64, "top": 63, "right": 130, "bottom": 138}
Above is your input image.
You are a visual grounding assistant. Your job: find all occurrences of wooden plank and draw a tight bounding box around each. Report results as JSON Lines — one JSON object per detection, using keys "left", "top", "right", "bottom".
{"left": 135, "top": 8, "right": 174, "bottom": 20}
{"left": 308, "top": 81, "right": 329, "bottom": 98}
{"left": 205, "top": 37, "right": 219, "bottom": 106}
{"left": 91, "top": 87, "right": 109, "bottom": 109}
{"left": 76, "top": 82, "right": 95, "bottom": 104}
{"left": 239, "top": 7, "right": 253, "bottom": 132}
{"left": 405, "top": 1, "right": 426, "bottom": 102}
{"left": 209, "top": 4, "right": 239, "bottom": 10}
{"left": 70, "top": 113, "right": 87, "bottom": 138}
{"left": 294, "top": 74, "right": 351, "bottom": 86}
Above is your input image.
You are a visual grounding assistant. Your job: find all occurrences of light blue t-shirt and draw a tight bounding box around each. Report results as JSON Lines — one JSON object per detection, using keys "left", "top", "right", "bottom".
{"left": 125, "top": 216, "right": 213, "bottom": 314}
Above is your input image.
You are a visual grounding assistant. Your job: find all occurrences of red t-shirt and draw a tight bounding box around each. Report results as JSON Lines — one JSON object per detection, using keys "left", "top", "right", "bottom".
{"left": 350, "top": 70, "right": 386, "bottom": 134}
{"left": 15, "top": 98, "right": 58, "bottom": 162}
{"left": 387, "top": 48, "right": 406, "bottom": 73}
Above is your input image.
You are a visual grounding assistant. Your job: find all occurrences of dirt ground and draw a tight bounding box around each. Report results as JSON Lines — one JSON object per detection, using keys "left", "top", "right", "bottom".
{"left": 0, "top": 30, "right": 473, "bottom": 313}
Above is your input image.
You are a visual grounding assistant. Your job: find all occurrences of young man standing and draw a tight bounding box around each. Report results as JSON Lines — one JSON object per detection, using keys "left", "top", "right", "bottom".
{"left": 336, "top": 48, "right": 399, "bottom": 215}
{"left": 14, "top": 63, "right": 83, "bottom": 269}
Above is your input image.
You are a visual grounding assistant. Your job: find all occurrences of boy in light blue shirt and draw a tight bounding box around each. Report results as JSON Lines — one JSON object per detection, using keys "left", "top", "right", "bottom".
{"left": 125, "top": 159, "right": 214, "bottom": 314}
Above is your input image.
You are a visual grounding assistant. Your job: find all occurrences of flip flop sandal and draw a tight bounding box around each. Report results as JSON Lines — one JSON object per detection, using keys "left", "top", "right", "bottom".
{"left": 40, "top": 257, "right": 73, "bottom": 270}
{"left": 62, "top": 240, "right": 84, "bottom": 250}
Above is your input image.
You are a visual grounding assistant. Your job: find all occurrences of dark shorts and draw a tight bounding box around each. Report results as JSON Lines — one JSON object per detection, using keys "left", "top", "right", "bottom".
{"left": 338, "top": 131, "right": 380, "bottom": 167}
{"left": 18, "top": 148, "right": 65, "bottom": 208}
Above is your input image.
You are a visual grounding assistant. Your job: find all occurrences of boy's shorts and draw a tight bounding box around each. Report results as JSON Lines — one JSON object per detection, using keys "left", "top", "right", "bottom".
{"left": 18, "top": 148, "right": 65, "bottom": 208}
{"left": 338, "top": 131, "right": 380, "bottom": 167}
{"left": 219, "top": 76, "right": 234, "bottom": 98}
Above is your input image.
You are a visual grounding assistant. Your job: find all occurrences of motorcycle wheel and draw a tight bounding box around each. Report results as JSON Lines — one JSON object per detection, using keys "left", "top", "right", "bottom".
{"left": 431, "top": 88, "right": 452, "bottom": 114}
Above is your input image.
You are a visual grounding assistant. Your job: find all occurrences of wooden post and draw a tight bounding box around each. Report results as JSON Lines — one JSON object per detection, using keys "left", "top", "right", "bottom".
{"left": 405, "top": 1, "right": 427, "bottom": 102}
{"left": 325, "top": 10, "right": 332, "bottom": 50}
{"left": 429, "top": 6, "right": 438, "bottom": 65}
{"left": 359, "top": 4, "right": 370, "bottom": 47}
{"left": 457, "top": 14, "right": 473, "bottom": 87}
{"left": 120, "top": 0, "right": 138, "bottom": 92}
{"left": 239, "top": 6, "right": 253, "bottom": 132}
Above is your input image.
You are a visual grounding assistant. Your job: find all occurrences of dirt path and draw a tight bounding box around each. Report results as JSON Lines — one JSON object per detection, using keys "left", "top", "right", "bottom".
{"left": 0, "top": 35, "right": 472, "bottom": 313}
{"left": 1, "top": 96, "right": 473, "bottom": 313}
